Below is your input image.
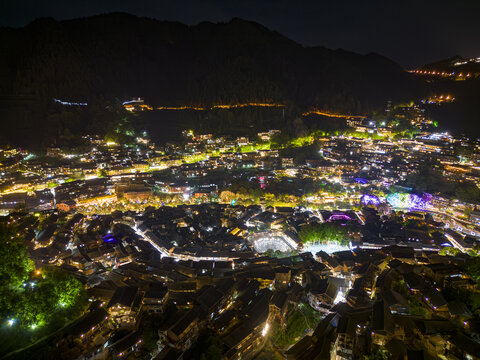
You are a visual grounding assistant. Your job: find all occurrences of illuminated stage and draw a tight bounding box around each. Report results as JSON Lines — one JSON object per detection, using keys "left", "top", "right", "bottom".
{"left": 248, "top": 231, "right": 298, "bottom": 253}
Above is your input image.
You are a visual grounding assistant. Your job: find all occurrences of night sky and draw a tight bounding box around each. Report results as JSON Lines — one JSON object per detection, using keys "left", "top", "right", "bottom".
{"left": 1, "top": 0, "right": 478, "bottom": 68}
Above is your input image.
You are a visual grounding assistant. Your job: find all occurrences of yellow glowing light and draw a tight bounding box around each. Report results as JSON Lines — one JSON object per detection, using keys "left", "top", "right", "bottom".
{"left": 301, "top": 110, "right": 366, "bottom": 119}
{"left": 262, "top": 323, "right": 270, "bottom": 336}
{"left": 156, "top": 103, "right": 285, "bottom": 111}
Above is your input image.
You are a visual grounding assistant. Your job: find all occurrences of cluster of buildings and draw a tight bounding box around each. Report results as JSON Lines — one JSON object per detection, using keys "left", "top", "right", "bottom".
{"left": 288, "top": 250, "right": 480, "bottom": 360}
{"left": 4, "top": 198, "right": 480, "bottom": 359}
{"left": 1, "top": 108, "right": 480, "bottom": 220}
{"left": 3, "top": 100, "right": 480, "bottom": 358}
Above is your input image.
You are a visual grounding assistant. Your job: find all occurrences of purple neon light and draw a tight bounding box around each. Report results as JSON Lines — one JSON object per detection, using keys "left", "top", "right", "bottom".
{"left": 328, "top": 214, "right": 353, "bottom": 221}
{"left": 361, "top": 194, "right": 380, "bottom": 206}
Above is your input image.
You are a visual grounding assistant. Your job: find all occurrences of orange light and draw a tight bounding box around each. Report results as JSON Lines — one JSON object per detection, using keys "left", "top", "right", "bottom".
{"left": 301, "top": 110, "right": 366, "bottom": 119}
{"left": 156, "top": 103, "right": 285, "bottom": 111}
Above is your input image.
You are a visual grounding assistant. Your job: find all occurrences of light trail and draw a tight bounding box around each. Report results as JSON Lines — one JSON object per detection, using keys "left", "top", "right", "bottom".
{"left": 211, "top": 103, "right": 285, "bottom": 109}
{"left": 53, "top": 98, "right": 88, "bottom": 106}
{"left": 301, "top": 110, "right": 366, "bottom": 119}
{"left": 156, "top": 106, "right": 206, "bottom": 111}
{"left": 155, "top": 103, "right": 285, "bottom": 111}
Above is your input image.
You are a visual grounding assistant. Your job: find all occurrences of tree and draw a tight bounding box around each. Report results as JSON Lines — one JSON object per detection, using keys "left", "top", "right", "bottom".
{"left": 98, "top": 168, "right": 108, "bottom": 177}
{"left": 298, "top": 222, "right": 352, "bottom": 246}
{"left": 220, "top": 190, "right": 235, "bottom": 203}
{"left": 0, "top": 224, "right": 85, "bottom": 330}
{"left": 273, "top": 303, "right": 322, "bottom": 347}
{"left": 463, "top": 257, "right": 480, "bottom": 284}
{"left": 439, "top": 247, "right": 461, "bottom": 256}
{"left": 185, "top": 333, "right": 223, "bottom": 360}
{"left": 0, "top": 224, "right": 34, "bottom": 292}
{"left": 363, "top": 349, "right": 388, "bottom": 360}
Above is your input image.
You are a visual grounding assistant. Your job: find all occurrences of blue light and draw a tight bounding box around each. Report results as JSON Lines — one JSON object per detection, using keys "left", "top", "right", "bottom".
{"left": 361, "top": 194, "right": 380, "bottom": 206}
{"left": 354, "top": 178, "right": 368, "bottom": 184}
{"left": 54, "top": 98, "right": 87, "bottom": 106}
{"left": 103, "top": 234, "right": 118, "bottom": 243}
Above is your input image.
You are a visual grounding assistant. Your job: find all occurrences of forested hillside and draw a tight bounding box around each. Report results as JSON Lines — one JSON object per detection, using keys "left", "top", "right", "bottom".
{"left": 0, "top": 13, "right": 425, "bottom": 147}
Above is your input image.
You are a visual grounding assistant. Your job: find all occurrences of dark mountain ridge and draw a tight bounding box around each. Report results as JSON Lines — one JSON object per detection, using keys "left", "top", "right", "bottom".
{"left": 0, "top": 13, "right": 425, "bottom": 147}
{"left": 0, "top": 13, "right": 421, "bottom": 108}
